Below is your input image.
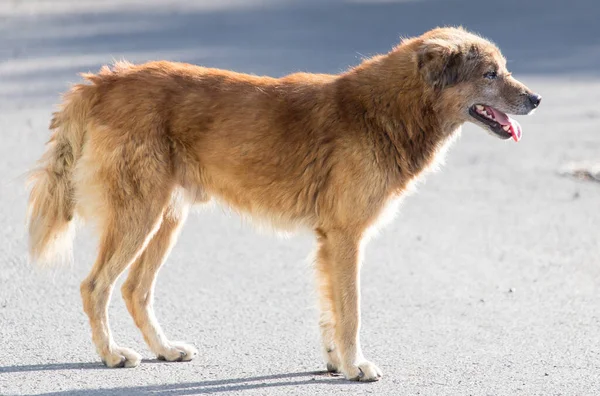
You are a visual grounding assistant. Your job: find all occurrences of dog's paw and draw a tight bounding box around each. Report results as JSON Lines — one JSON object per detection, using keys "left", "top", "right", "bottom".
{"left": 156, "top": 341, "right": 198, "bottom": 362}
{"left": 342, "top": 360, "right": 382, "bottom": 382}
{"left": 101, "top": 346, "right": 142, "bottom": 368}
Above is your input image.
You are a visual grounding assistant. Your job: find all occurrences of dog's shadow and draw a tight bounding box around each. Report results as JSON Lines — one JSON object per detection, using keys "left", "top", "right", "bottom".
{"left": 0, "top": 361, "right": 352, "bottom": 395}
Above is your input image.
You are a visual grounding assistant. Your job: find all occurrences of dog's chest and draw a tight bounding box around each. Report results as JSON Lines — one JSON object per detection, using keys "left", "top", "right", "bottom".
{"left": 366, "top": 126, "right": 461, "bottom": 239}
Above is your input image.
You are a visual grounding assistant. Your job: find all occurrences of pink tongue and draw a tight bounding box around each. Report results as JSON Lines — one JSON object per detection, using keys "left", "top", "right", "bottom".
{"left": 487, "top": 107, "right": 522, "bottom": 142}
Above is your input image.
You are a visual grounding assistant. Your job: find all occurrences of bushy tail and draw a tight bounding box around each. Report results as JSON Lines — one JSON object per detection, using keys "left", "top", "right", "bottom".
{"left": 27, "top": 84, "right": 93, "bottom": 265}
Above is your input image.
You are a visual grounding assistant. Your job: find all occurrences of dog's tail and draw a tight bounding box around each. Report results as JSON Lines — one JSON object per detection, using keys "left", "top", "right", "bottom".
{"left": 27, "top": 81, "right": 96, "bottom": 266}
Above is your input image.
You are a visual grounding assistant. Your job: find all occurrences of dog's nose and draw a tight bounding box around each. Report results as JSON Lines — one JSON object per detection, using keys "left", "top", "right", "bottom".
{"left": 528, "top": 93, "right": 542, "bottom": 108}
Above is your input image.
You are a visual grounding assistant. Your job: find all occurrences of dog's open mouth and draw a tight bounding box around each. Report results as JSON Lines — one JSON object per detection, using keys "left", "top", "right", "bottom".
{"left": 469, "top": 104, "right": 522, "bottom": 142}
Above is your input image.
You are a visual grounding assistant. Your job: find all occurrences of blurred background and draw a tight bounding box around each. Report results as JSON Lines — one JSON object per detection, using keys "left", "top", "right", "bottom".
{"left": 1, "top": 1, "right": 599, "bottom": 395}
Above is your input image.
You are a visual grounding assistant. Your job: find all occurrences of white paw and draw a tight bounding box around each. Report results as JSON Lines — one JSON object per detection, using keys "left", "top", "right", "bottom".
{"left": 156, "top": 341, "right": 198, "bottom": 362}
{"left": 101, "top": 346, "right": 142, "bottom": 368}
{"left": 342, "top": 360, "right": 383, "bottom": 382}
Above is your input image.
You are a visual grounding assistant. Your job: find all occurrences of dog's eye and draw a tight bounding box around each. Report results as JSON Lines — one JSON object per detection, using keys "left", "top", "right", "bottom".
{"left": 484, "top": 71, "right": 497, "bottom": 80}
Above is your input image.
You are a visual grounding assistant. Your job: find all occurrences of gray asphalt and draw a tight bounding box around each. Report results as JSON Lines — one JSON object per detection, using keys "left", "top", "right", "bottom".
{"left": 1, "top": 1, "right": 599, "bottom": 395}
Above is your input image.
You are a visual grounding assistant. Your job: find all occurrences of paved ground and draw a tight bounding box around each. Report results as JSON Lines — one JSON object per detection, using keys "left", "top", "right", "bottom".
{"left": 1, "top": 1, "right": 599, "bottom": 395}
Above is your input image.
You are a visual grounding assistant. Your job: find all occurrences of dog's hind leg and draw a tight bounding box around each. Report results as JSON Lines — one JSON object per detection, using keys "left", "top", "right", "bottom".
{"left": 80, "top": 202, "right": 166, "bottom": 368}
{"left": 77, "top": 128, "right": 173, "bottom": 368}
{"left": 121, "top": 195, "right": 197, "bottom": 362}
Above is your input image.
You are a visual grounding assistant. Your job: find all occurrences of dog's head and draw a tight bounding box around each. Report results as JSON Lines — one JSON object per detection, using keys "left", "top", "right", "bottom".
{"left": 415, "top": 27, "right": 540, "bottom": 142}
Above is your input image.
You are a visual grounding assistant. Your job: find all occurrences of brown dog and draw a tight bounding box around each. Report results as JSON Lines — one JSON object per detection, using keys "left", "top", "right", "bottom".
{"left": 27, "top": 27, "right": 540, "bottom": 381}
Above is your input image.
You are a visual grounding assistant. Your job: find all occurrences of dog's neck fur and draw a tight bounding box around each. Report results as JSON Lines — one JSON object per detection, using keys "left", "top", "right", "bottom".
{"left": 335, "top": 49, "right": 464, "bottom": 191}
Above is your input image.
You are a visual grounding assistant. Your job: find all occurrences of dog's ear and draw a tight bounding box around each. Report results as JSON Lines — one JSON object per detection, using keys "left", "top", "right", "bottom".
{"left": 417, "top": 39, "right": 463, "bottom": 89}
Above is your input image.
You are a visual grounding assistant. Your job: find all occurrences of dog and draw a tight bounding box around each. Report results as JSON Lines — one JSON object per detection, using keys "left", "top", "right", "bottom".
{"left": 27, "top": 27, "right": 540, "bottom": 382}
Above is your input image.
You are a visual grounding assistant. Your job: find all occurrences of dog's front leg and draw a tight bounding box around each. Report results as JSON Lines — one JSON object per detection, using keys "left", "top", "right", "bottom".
{"left": 315, "top": 228, "right": 382, "bottom": 382}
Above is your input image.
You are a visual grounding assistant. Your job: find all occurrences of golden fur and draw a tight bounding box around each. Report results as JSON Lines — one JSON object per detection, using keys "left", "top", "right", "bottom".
{"left": 27, "top": 27, "right": 538, "bottom": 381}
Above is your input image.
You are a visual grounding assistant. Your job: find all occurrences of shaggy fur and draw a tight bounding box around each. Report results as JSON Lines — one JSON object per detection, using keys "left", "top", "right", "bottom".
{"left": 27, "top": 27, "right": 539, "bottom": 381}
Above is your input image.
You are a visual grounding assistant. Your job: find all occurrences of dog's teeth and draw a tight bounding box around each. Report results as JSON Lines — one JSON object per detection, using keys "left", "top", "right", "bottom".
{"left": 475, "top": 105, "right": 484, "bottom": 111}
{"left": 503, "top": 125, "right": 510, "bottom": 131}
